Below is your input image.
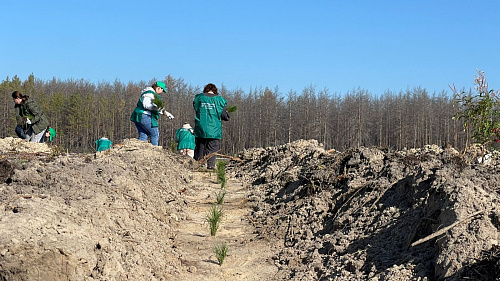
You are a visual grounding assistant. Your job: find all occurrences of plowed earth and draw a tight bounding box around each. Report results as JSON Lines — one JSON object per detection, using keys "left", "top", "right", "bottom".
{"left": 0, "top": 137, "right": 499, "bottom": 280}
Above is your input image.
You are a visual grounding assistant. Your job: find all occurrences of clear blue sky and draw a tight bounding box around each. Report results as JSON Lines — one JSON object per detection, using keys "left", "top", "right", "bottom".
{"left": 2, "top": 0, "right": 499, "bottom": 96}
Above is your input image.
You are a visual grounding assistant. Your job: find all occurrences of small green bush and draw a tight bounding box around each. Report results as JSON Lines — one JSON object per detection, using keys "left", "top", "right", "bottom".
{"left": 206, "top": 204, "right": 224, "bottom": 236}
{"left": 152, "top": 94, "right": 164, "bottom": 109}
{"left": 168, "top": 140, "right": 177, "bottom": 153}
{"left": 452, "top": 69, "right": 500, "bottom": 159}
{"left": 227, "top": 105, "right": 238, "bottom": 113}
{"left": 215, "top": 190, "right": 226, "bottom": 205}
{"left": 213, "top": 242, "right": 228, "bottom": 266}
{"left": 215, "top": 160, "right": 227, "bottom": 188}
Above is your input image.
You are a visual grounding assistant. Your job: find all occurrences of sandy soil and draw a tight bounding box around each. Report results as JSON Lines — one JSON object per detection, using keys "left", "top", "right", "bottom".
{"left": 0, "top": 138, "right": 277, "bottom": 281}
{"left": 170, "top": 171, "right": 278, "bottom": 281}
{"left": 0, "top": 137, "right": 499, "bottom": 280}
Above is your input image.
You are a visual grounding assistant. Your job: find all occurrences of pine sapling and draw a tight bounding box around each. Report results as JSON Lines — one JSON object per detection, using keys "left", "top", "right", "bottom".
{"left": 152, "top": 94, "right": 164, "bottom": 109}
{"left": 227, "top": 105, "right": 238, "bottom": 113}
{"left": 216, "top": 160, "right": 227, "bottom": 188}
{"left": 215, "top": 190, "right": 226, "bottom": 205}
{"left": 213, "top": 242, "right": 228, "bottom": 266}
{"left": 206, "top": 204, "right": 224, "bottom": 236}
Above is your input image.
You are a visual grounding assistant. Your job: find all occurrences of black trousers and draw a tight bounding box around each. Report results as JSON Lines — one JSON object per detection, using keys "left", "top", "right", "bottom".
{"left": 194, "top": 138, "right": 220, "bottom": 169}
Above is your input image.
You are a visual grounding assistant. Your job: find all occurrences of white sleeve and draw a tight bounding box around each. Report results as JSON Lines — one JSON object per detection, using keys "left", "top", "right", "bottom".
{"left": 142, "top": 93, "right": 155, "bottom": 110}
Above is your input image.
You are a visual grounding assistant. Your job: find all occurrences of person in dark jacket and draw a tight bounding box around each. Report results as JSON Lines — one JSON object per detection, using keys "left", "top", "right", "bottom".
{"left": 12, "top": 91, "right": 50, "bottom": 142}
{"left": 193, "top": 83, "right": 230, "bottom": 169}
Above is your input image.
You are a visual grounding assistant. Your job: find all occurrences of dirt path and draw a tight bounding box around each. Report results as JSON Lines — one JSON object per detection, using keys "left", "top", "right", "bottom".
{"left": 169, "top": 170, "right": 279, "bottom": 281}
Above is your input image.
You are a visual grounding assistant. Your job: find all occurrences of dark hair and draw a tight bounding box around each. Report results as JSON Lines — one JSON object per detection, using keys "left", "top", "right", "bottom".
{"left": 203, "top": 83, "right": 218, "bottom": 95}
{"left": 12, "top": 91, "right": 29, "bottom": 102}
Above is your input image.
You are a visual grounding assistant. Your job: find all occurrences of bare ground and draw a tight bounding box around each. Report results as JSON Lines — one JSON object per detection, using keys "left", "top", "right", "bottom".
{"left": 0, "top": 138, "right": 279, "bottom": 281}
{"left": 168, "top": 170, "right": 278, "bottom": 280}
{"left": 0, "top": 137, "right": 499, "bottom": 280}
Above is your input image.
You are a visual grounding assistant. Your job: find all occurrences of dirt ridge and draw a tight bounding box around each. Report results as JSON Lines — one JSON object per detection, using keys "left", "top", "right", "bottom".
{"left": 1, "top": 138, "right": 500, "bottom": 280}
{"left": 229, "top": 140, "right": 500, "bottom": 280}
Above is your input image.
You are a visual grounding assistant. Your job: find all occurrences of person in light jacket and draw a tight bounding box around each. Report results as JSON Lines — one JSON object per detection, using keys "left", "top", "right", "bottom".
{"left": 12, "top": 91, "right": 50, "bottom": 143}
{"left": 130, "top": 81, "right": 174, "bottom": 146}
{"left": 193, "top": 83, "right": 230, "bottom": 169}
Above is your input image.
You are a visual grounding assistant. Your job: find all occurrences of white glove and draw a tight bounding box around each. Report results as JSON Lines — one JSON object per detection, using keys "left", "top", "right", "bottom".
{"left": 26, "top": 118, "right": 31, "bottom": 125}
{"left": 164, "top": 111, "right": 174, "bottom": 119}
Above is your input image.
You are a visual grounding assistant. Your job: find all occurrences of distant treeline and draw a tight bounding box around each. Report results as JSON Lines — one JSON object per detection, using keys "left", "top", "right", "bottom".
{"left": 0, "top": 74, "right": 468, "bottom": 154}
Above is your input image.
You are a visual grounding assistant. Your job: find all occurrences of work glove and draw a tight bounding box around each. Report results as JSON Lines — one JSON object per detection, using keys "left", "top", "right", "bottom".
{"left": 25, "top": 118, "right": 31, "bottom": 125}
{"left": 164, "top": 110, "right": 174, "bottom": 119}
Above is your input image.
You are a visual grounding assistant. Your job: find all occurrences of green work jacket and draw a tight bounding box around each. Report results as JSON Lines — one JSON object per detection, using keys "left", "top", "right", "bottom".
{"left": 193, "top": 93, "right": 227, "bottom": 139}
{"left": 176, "top": 127, "right": 195, "bottom": 150}
{"left": 96, "top": 138, "right": 112, "bottom": 152}
{"left": 130, "top": 90, "right": 162, "bottom": 127}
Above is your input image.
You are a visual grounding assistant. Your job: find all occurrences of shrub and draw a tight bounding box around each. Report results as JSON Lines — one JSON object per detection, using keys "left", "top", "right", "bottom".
{"left": 452, "top": 69, "right": 500, "bottom": 159}
{"left": 206, "top": 204, "right": 224, "bottom": 236}
{"left": 227, "top": 105, "right": 238, "bottom": 113}
{"left": 215, "top": 160, "right": 227, "bottom": 188}
{"left": 152, "top": 94, "right": 164, "bottom": 109}
{"left": 213, "top": 242, "right": 228, "bottom": 266}
{"left": 215, "top": 189, "right": 226, "bottom": 205}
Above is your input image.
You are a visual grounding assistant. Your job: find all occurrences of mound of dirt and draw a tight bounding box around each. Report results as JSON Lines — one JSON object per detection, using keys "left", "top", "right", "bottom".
{"left": 1, "top": 137, "right": 499, "bottom": 280}
{"left": 229, "top": 140, "right": 500, "bottom": 280}
{"left": 0, "top": 139, "right": 196, "bottom": 280}
{"left": 0, "top": 137, "right": 53, "bottom": 155}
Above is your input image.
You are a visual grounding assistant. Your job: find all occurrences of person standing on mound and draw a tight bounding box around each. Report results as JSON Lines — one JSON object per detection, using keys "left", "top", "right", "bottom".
{"left": 193, "top": 83, "right": 230, "bottom": 169}
{"left": 130, "top": 81, "right": 174, "bottom": 146}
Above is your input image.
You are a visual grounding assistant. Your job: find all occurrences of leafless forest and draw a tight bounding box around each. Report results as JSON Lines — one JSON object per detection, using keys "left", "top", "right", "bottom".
{"left": 0, "top": 74, "right": 467, "bottom": 153}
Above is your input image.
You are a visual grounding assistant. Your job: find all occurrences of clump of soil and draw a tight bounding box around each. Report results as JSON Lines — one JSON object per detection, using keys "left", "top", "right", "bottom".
{"left": 229, "top": 139, "right": 500, "bottom": 280}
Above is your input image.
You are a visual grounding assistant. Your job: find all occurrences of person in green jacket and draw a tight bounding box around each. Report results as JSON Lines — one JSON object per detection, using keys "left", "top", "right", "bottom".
{"left": 95, "top": 137, "right": 112, "bottom": 152}
{"left": 175, "top": 123, "right": 195, "bottom": 158}
{"left": 193, "top": 83, "right": 230, "bottom": 169}
{"left": 130, "top": 81, "right": 174, "bottom": 146}
{"left": 43, "top": 126, "right": 56, "bottom": 143}
{"left": 12, "top": 91, "right": 50, "bottom": 143}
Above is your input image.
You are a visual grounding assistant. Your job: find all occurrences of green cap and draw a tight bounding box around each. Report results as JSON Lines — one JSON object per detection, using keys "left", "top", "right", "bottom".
{"left": 156, "top": 81, "right": 167, "bottom": 93}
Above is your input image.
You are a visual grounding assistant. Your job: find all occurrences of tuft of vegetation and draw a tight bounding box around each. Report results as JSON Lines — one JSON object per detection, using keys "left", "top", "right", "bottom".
{"left": 215, "top": 160, "right": 227, "bottom": 188}
{"left": 452, "top": 69, "right": 500, "bottom": 160}
{"left": 152, "top": 94, "right": 164, "bottom": 109}
{"left": 215, "top": 189, "right": 226, "bottom": 205}
{"left": 206, "top": 204, "right": 224, "bottom": 236}
{"left": 50, "top": 145, "right": 64, "bottom": 157}
{"left": 213, "top": 242, "right": 228, "bottom": 266}
{"left": 168, "top": 140, "right": 177, "bottom": 153}
{"left": 227, "top": 105, "right": 238, "bottom": 113}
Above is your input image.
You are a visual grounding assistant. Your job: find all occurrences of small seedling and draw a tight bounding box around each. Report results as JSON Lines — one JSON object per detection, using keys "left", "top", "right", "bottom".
{"left": 206, "top": 204, "right": 224, "bottom": 236}
{"left": 213, "top": 242, "right": 228, "bottom": 266}
{"left": 168, "top": 140, "right": 177, "bottom": 153}
{"left": 227, "top": 105, "right": 238, "bottom": 113}
{"left": 152, "top": 94, "right": 164, "bottom": 109}
{"left": 215, "top": 160, "right": 227, "bottom": 188}
{"left": 215, "top": 190, "right": 226, "bottom": 205}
